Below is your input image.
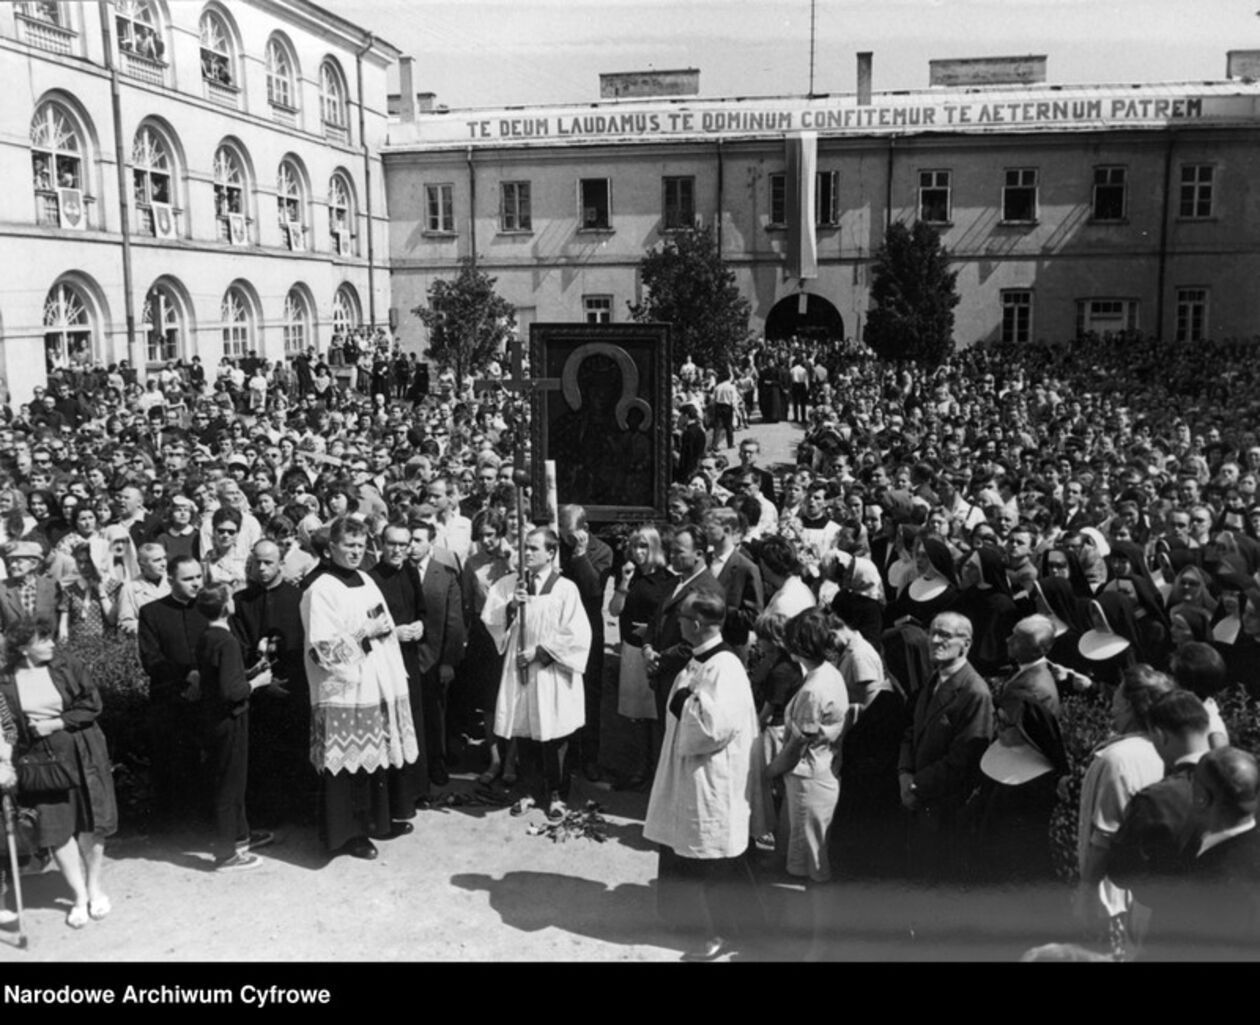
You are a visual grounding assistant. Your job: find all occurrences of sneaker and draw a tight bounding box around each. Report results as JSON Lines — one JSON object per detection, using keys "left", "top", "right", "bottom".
{"left": 235, "top": 830, "right": 275, "bottom": 854}
{"left": 546, "top": 797, "right": 567, "bottom": 822}
{"left": 216, "top": 852, "right": 262, "bottom": 872}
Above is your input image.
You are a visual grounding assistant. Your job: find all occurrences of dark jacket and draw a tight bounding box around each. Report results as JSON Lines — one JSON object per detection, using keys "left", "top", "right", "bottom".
{"left": 138, "top": 593, "right": 210, "bottom": 701}
{"left": 416, "top": 558, "right": 465, "bottom": 674}
{"left": 898, "top": 660, "right": 993, "bottom": 811}
{"left": 0, "top": 574, "right": 59, "bottom": 632}
{"left": 713, "top": 548, "right": 764, "bottom": 648}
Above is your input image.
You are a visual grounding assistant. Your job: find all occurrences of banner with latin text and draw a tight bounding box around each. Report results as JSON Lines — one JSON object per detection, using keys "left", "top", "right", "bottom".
{"left": 393, "top": 90, "right": 1260, "bottom": 149}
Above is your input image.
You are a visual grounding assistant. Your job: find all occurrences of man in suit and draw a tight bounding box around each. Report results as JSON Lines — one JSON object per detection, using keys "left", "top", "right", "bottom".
{"left": 1178, "top": 747, "right": 1260, "bottom": 958}
{"left": 558, "top": 504, "right": 614, "bottom": 781}
{"left": 675, "top": 404, "right": 706, "bottom": 484}
{"left": 898, "top": 610, "right": 994, "bottom": 882}
{"left": 0, "top": 541, "right": 59, "bottom": 632}
{"left": 410, "top": 520, "right": 466, "bottom": 785}
{"left": 644, "top": 524, "right": 724, "bottom": 724}
{"left": 976, "top": 615, "right": 1068, "bottom": 882}
{"left": 719, "top": 438, "right": 777, "bottom": 506}
{"left": 1109, "top": 690, "right": 1211, "bottom": 957}
{"left": 701, "top": 508, "right": 763, "bottom": 661}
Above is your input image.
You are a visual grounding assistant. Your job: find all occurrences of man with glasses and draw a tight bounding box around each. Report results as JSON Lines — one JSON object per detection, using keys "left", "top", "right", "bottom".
{"left": 367, "top": 524, "right": 430, "bottom": 814}
{"left": 898, "top": 611, "right": 993, "bottom": 881}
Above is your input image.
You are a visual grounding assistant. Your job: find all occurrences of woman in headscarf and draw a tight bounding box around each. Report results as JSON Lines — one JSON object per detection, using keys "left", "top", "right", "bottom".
{"left": 1078, "top": 590, "right": 1148, "bottom": 686}
{"left": 831, "top": 608, "right": 905, "bottom": 879}
{"left": 1033, "top": 576, "right": 1093, "bottom": 675}
{"left": 956, "top": 546, "right": 1019, "bottom": 677}
{"left": 1103, "top": 540, "right": 1170, "bottom": 660}
{"left": 886, "top": 533, "right": 960, "bottom": 629}
{"left": 826, "top": 550, "right": 885, "bottom": 653}
{"left": 1164, "top": 564, "right": 1218, "bottom": 619}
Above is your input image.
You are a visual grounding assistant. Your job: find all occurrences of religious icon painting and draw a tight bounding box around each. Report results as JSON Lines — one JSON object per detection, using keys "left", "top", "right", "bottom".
{"left": 529, "top": 322, "right": 672, "bottom": 524}
{"left": 228, "top": 213, "right": 247, "bottom": 245}
{"left": 151, "top": 201, "right": 176, "bottom": 239}
{"left": 287, "top": 222, "right": 305, "bottom": 251}
{"left": 57, "top": 187, "right": 84, "bottom": 230}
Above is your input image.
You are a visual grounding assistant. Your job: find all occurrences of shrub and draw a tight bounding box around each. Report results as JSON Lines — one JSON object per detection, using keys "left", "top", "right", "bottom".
{"left": 1048, "top": 682, "right": 1260, "bottom": 882}
{"left": 62, "top": 633, "right": 151, "bottom": 822}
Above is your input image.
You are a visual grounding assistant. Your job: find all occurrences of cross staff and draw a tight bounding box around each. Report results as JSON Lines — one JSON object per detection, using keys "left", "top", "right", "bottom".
{"left": 472, "top": 339, "right": 557, "bottom": 686}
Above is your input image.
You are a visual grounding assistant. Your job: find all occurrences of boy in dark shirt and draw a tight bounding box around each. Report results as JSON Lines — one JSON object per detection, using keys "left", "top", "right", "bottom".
{"left": 194, "top": 583, "right": 276, "bottom": 870}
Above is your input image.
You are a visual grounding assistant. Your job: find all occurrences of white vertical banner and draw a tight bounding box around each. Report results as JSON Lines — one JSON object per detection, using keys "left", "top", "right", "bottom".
{"left": 785, "top": 132, "right": 818, "bottom": 280}
{"left": 544, "top": 460, "right": 558, "bottom": 532}
{"left": 151, "top": 202, "right": 176, "bottom": 239}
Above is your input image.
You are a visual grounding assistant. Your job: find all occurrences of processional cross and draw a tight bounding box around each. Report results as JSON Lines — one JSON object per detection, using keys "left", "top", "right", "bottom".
{"left": 471, "top": 338, "right": 562, "bottom": 685}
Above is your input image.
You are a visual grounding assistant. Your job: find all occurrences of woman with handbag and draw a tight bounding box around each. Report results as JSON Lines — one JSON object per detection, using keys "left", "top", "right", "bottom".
{"left": 0, "top": 616, "right": 117, "bottom": 928}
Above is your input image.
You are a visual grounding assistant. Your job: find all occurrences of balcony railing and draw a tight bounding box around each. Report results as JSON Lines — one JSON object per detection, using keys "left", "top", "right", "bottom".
{"left": 16, "top": 13, "right": 76, "bottom": 55}
{"left": 204, "top": 79, "right": 240, "bottom": 109}
{"left": 120, "top": 48, "right": 166, "bottom": 86}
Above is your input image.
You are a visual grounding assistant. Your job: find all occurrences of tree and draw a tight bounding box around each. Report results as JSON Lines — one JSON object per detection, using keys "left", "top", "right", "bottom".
{"left": 411, "top": 258, "right": 517, "bottom": 389}
{"left": 628, "top": 226, "right": 752, "bottom": 372}
{"left": 863, "top": 221, "right": 960, "bottom": 365}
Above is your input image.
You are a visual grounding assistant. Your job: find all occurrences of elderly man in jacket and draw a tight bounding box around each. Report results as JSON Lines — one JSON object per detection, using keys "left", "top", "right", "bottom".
{"left": 898, "top": 611, "right": 994, "bottom": 882}
{"left": 644, "top": 590, "right": 762, "bottom": 962}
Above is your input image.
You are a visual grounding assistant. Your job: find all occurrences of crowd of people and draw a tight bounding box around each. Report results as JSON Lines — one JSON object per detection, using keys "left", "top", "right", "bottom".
{"left": 0, "top": 323, "right": 1256, "bottom": 961}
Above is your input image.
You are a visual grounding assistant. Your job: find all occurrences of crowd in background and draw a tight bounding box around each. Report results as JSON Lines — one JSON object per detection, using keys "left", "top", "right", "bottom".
{"left": 0, "top": 324, "right": 1256, "bottom": 958}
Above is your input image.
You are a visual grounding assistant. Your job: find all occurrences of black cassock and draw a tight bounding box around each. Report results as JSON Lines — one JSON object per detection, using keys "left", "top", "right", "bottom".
{"left": 369, "top": 561, "right": 430, "bottom": 810}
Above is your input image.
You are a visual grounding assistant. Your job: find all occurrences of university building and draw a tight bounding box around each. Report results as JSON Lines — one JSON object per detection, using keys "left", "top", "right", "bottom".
{"left": 0, "top": 0, "right": 396, "bottom": 401}
{"left": 383, "top": 54, "right": 1260, "bottom": 358}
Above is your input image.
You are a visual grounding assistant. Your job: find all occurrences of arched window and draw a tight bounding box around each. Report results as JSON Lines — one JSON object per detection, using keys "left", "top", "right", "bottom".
{"left": 199, "top": 9, "right": 235, "bottom": 89}
{"left": 328, "top": 172, "right": 355, "bottom": 255}
{"left": 43, "top": 281, "right": 96, "bottom": 372}
{"left": 132, "top": 125, "right": 174, "bottom": 237}
{"left": 30, "top": 102, "right": 85, "bottom": 228}
{"left": 214, "top": 145, "right": 247, "bottom": 244}
{"left": 320, "top": 60, "right": 348, "bottom": 137}
{"left": 143, "top": 284, "right": 182, "bottom": 365}
{"left": 332, "top": 286, "right": 360, "bottom": 335}
{"left": 283, "top": 288, "right": 311, "bottom": 356}
{"left": 114, "top": 1, "right": 165, "bottom": 84}
{"left": 277, "top": 160, "right": 306, "bottom": 250}
{"left": 266, "top": 37, "right": 295, "bottom": 109}
{"left": 221, "top": 286, "right": 253, "bottom": 357}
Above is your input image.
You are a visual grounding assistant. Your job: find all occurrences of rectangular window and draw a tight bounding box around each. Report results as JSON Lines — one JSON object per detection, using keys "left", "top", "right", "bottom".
{"left": 1076, "top": 298, "right": 1139, "bottom": 337}
{"left": 1092, "top": 166, "right": 1127, "bottom": 221}
{"left": 1175, "top": 288, "right": 1208, "bottom": 342}
{"left": 769, "top": 172, "right": 786, "bottom": 226}
{"left": 583, "top": 295, "right": 612, "bottom": 324}
{"left": 579, "top": 178, "right": 611, "bottom": 229}
{"left": 663, "top": 176, "right": 695, "bottom": 230}
{"left": 1002, "top": 168, "right": 1038, "bottom": 223}
{"left": 500, "top": 181, "right": 531, "bottom": 232}
{"left": 815, "top": 170, "right": 838, "bottom": 226}
{"left": 1179, "top": 164, "right": 1214, "bottom": 219}
{"left": 919, "top": 170, "right": 951, "bottom": 224}
{"left": 425, "top": 183, "right": 454, "bottom": 233}
{"left": 1001, "top": 291, "right": 1033, "bottom": 344}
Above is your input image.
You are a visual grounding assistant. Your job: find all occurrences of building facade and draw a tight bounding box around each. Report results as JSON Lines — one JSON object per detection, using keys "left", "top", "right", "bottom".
{"left": 0, "top": 0, "right": 396, "bottom": 401}
{"left": 383, "top": 76, "right": 1260, "bottom": 358}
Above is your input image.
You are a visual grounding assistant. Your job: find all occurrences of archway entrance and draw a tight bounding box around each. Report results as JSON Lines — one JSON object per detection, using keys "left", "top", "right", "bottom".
{"left": 764, "top": 292, "right": 844, "bottom": 342}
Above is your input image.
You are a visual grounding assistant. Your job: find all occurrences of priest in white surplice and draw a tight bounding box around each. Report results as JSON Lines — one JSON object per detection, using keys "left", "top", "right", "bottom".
{"left": 643, "top": 589, "right": 763, "bottom": 962}
{"left": 483, "top": 527, "right": 591, "bottom": 820}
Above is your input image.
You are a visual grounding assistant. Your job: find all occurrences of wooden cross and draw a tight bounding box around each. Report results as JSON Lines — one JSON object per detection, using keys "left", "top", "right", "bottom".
{"left": 472, "top": 339, "right": 562, "bottom": 470}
